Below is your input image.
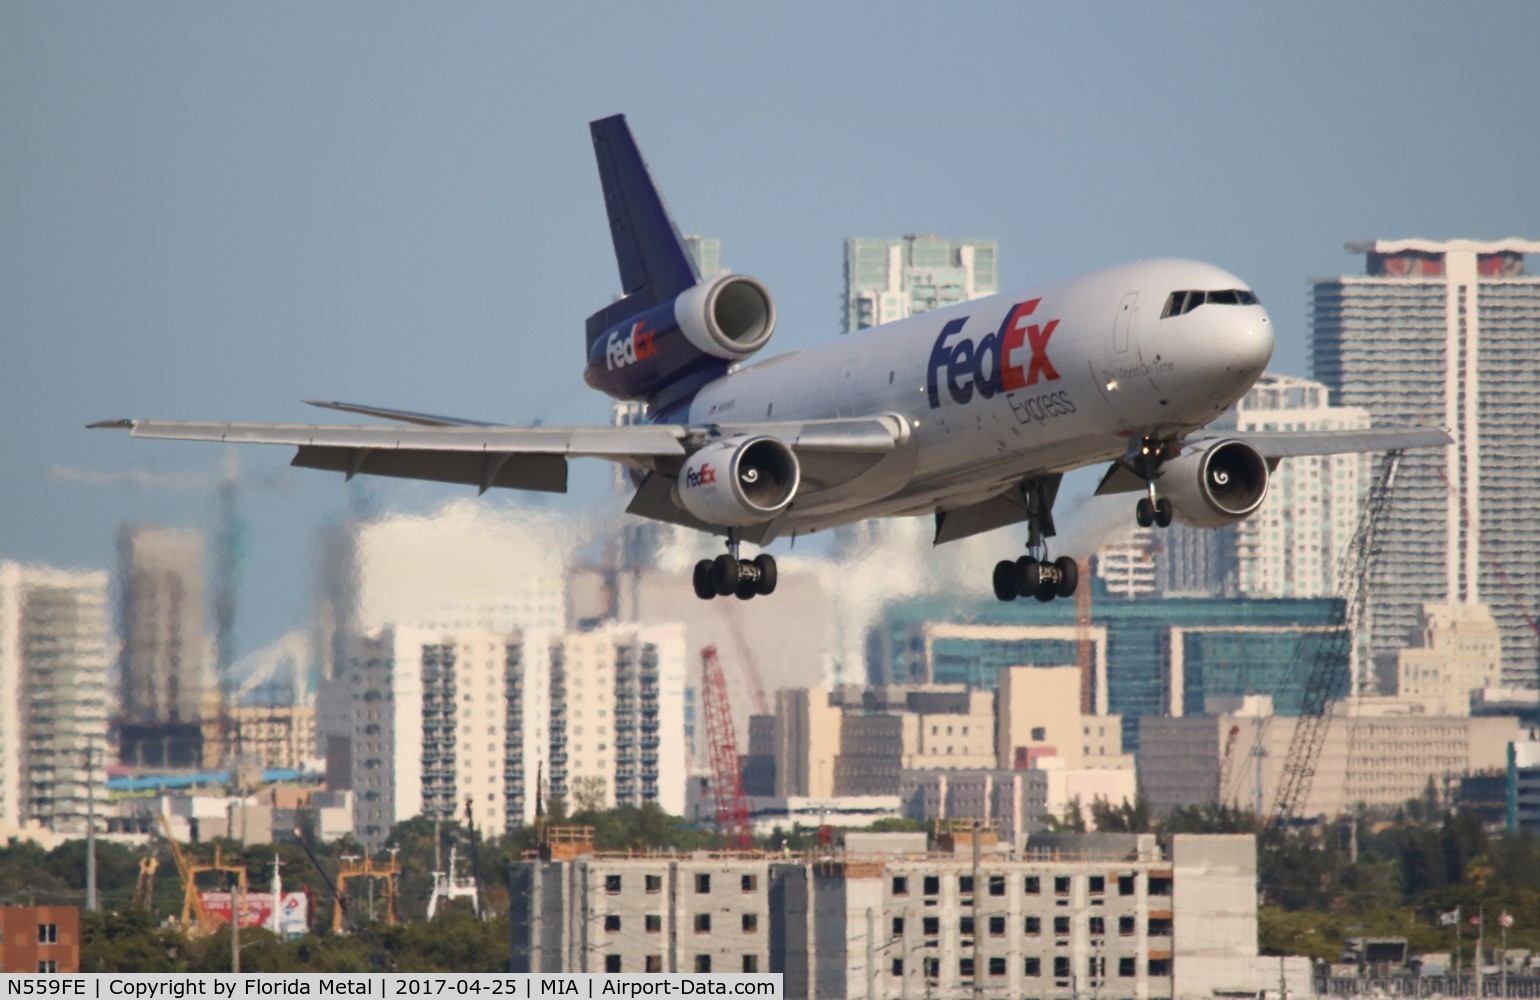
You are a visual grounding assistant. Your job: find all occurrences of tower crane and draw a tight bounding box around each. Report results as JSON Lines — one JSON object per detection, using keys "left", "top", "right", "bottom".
{"left": 700, "top": 646, "right": 754, "bottom": 851}
{"left": 1267, "top": 450, "right": 1402, "bottom": 837}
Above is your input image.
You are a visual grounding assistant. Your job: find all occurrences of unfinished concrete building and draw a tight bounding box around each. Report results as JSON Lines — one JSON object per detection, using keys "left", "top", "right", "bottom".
{"left": 510, "top": 830, "right": 1261, "bottom": 998}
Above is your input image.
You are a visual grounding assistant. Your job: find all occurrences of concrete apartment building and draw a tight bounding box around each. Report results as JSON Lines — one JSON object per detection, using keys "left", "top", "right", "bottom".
{"left": 512, "top": 831, "right": 1261, "bottom": 998}
{"left": 843, "top": 235, "right": 999, "bottom": 334}
{"left": 1140, "top": 696, "right": 1526, "bottom": 816}
{"left": 1394, "top": 601, "right": 1503, "bottom": 715}
{"left": 0, "top": 562, "right": 112, "bottom": 837}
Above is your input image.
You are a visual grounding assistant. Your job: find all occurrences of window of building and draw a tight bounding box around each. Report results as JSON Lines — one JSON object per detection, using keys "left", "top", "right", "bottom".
{"left": 891, "top": 875, "right": 908, "bottom": 895}
{"left": 742, "top": 913, "right": 757, "bottom": 933}
{"left": 923, "top": 957, "right": 939, "bottom": 980}
{"left": 646, "top": 874, "right": 662, "bottom": 894}
{"left": 988, "top": 874, "right": 1005, "bottom": 896}
{"left": 1089, "top": 875, "right": 1105, "bottom": 895}
{"left": 645, "top": 956, "right": 662, "bottom": 973}
{"left": 741, "top": 955, "right": 758, "bottom": 973}
{"left": 1118, "top": 874, "right": 1135, "bottom": 896}
{"left": 694, "top": 913, "right": 711, "bottom": 933}
{"left": 1149, "top": 958, "right": 1171, "bottom": 977}
{"left": 37, "top": 924, "right": 57, "bottom": 944}
{"left": 959, "top": 915, "right": 974, "bottom": 937}
{"left": 1025, "top": 916, "right": 1041, "bottom": 936}
{"left": 1024, "top": 876, "right": 1041, "bottom": 895}
{"left": 958, "top": 875, "right": 974, "bottom": 895}
{"left": 988, "top": 915, "right": 1005, "bottom": 937}
{"left": 1150, "top": 916, "right": 1173, "bottom": 936}
{"left": 1054, "top": 876, "right": 1071, "bottom": 896}
{"left": 1089, "top": 916, "right": 1105, "bottom": 936}
{"left": 1054, "top": 956, "right": 1070, "bottom": 979}
{"left": 890, "top": 958, "right": 903, "bottom": 977}
{"left": 959, "top": 957, "right": 975, "bottom": 980}
{"left": 694, "top": 956, "right": 711, "bottom": 974}
{"left": 605, "top": 875, "right": 622, "bottom": 894}
{"left": 988, "top": 956, "right": 1006, "bottom": 977}
{"left": 1054, "top": 916, "right": 1070, "bottom": 937}
{"left": 1088, "top": 956, "right": 1104, "bottom": 979}
{"left": 645, "top": 914, "right": 661, "bottom": 933}
{"left": 1024, "top": 957, "right": 1041, "bottom": 977}
{"left": 741, "top": 874, "right": 757, "bottom": 893}
{"left": 923, "top": 875, "right": 940, "bottom": 896}
{"left": 604, "top": 914, "right": 621, "bottom": 932}
{"left": 923, "top": 916, "right": 939, "bottom": 937}
{"left": 1031, "top": 726, "right": 1047, "bottom": 741}
{"left": 37, "top": 960, "right": 57, "bottom": 974}
{"left": 695, "top": 873, "right": 711, "bottom": 894}
{"left": 1149, "top": 875, "right": 1172, "bottom": 896}
{"left": 891, "top": 916, "right": 904, "bottom": 937}
{"left": 1119, "top": 957, "right": 1136, "bottom": 977}
{"left": 604, "top": 955, "right": 621, "bottom": 974}
{"left": 1119, "top": 915, "right": 1135, "bottom": 936}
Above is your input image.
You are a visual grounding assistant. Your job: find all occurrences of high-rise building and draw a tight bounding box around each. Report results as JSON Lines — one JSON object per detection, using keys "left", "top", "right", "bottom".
{"left": 1234, "top": 374, "right": 1371, "bottom": 601}
{"left": 116, "top": 525, "right": 209, "bottom": 768}
{"left": 682, "top": 235, "right": 723, "bottom": 280}
{"left": 0, "top": 562, "right": 112, "bottom": 834}
{"left": 843, "top": 235, "right": 999, "bottom": 333}
{"left": 1311, "top": 239, "right": 1540, "bottom": 685}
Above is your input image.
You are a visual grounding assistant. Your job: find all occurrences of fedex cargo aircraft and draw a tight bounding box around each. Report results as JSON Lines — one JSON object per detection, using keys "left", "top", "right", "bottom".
{"left": 94, "top": 115, "right": 1447, "bottom": 603}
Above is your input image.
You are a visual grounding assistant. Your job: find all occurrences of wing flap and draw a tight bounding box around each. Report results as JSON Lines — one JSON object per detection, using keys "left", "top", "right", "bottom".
{"left": 1190, "top": 425, "right": 1451, "bottom": 458}
{"left": 292, "top": 446, "right": 568, "bottom": 493}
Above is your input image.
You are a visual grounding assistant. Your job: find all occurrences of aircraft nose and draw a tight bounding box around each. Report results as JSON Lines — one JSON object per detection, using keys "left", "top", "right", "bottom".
{"left": 1226, "top": 305, "right": 1274, "bottom": 376}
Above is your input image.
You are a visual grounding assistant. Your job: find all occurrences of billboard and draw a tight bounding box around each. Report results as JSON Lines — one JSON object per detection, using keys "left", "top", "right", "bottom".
{"left": 197, "top": 890, "right": 310, "bottom": 935}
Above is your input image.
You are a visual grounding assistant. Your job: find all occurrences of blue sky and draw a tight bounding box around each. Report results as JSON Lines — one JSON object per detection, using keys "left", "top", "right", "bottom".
{"left": 3, "top": 2, "right": 1537, "bottom": 660}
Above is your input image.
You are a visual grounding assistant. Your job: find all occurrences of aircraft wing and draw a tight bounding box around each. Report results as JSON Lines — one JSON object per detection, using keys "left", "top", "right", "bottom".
{"left": 1184, "top": 425, "right": 1452, "bottom": 458}
{"left": 88, "top": 413, "right": 907, "bottom": 498}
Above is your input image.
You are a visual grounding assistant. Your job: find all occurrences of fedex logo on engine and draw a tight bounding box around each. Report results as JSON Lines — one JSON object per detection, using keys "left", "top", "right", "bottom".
{"left": 926, "top": 298, "right": 1060, "bottom": 408}
{"left": 684, "top": 463, "right": 716, "bottom": 489}
{"left": 606, "top": 321, "right": 658, "bottom": 370}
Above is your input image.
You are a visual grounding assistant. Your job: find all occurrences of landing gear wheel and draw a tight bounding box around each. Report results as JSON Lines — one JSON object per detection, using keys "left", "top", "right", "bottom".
{"left": 1054, "top": 556, "right": 1079, "bottom": 597}
{"left": 1154, "top": 498, "right": 1173, "bottom": 528}
{"left": 1034, "top": 581, "right": 1057, "bottom": 602}
{"left": 712, "top": 554, "right": 741, "bottom": 596}
{"left": 735, "top": 579, "right": 758, "bottom": 601}
{"left": 753, "top": 554, "right": 778, "bottom": 596}
{"left": 992, "top": 561, "right": 1018, "bottom": 602}
{"left": 1136, "top": 497, "right": 1155, "bottom": 528}
{"left": 692, "top": 560, "right": 715, "bottom": 600}
{"left": 1016, "top": 556, "right": 1042, "bottom": 595}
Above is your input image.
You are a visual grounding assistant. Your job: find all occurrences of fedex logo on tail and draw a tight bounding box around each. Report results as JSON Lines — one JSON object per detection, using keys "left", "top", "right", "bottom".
{"left": 606, "top": 321, "right": 658, "bottom": 370}
{"left": 926, "top": 298, "right": 1060, "bottom": 408}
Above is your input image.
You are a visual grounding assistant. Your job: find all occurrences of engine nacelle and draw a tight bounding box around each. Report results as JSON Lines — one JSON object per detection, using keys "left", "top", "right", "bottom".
{"left": 1159, "top": 439, "right": 1270, "bottom": 529}
{"left": 584, "top": 274, "right": 776, "bottom": 404}
{"left": 674, "top": 435, "right": 800, "bottom": 528}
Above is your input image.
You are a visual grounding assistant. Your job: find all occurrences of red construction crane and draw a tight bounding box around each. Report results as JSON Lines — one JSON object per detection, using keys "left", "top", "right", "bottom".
{"left": 700, "top": 646, "right": 754, "bottom": 851}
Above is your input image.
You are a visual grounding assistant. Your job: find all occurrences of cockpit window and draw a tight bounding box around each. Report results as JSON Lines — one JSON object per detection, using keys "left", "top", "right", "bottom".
{"left": 1160, "top": 288, "right": 1258, "bottom": 317}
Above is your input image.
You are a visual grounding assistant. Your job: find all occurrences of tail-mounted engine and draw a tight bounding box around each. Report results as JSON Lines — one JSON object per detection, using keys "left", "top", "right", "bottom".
{"left": 1160, "top": 439, "right": 1270, "bottom": 528}
{"left": 584, "top": 274, "right": 776, "bottom": 405}
{"left": 673, "top": 435, "right": 800, "bottom": 528}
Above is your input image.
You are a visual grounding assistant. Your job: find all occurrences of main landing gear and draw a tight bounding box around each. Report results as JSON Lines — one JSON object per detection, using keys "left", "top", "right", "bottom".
{"left": 693, "top": 530, "right": 778, "bottom": 601}
{"left": 992, "top": 476, "right": 1078, "bottom": 603}
{"left": 1132, "top": 436, "right": 1174, "bottom": 528}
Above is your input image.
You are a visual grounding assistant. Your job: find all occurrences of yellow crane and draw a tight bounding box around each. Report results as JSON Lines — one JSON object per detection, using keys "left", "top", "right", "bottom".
{"left": 157, "top": 814, "right": 248, "bottom": 938}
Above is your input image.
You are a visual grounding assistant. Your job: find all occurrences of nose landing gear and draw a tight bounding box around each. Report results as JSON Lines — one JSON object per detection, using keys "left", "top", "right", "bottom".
{"left": 693, "top": 530, "right": 778, "bottom": 601}
{"left": 1132, "top": 436, "right": 1174, "bottom": 528}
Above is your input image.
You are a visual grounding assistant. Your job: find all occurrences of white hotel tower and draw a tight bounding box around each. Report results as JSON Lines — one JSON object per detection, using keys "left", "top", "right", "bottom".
{"left": 1311, "top": 239, "right": 1540, "bottom": 686}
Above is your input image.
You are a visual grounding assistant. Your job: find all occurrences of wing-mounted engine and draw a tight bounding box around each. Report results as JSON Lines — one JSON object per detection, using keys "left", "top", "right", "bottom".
{"left": 1159, "top": 438, "right": 1270, "bottom": 528}
{"left": 673, "top": 435, "right": 799, "bottom": 527}
{"left": 585, "top": 274, "right": 777, "bottom": 405}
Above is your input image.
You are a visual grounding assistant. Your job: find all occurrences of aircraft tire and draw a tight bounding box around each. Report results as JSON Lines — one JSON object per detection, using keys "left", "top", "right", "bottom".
{"left": 735, "top": 579, "right": 758, "bottom": 601}
{"left": 1034, "top": 582, "right": 1057, "bottom": 602}
{"left": 713, "top": 554, "right": 741, "bottom": 596}
{"left": 1017, "top": 556, "right": 1042, "bottom": 595}
{"left": 992, "top": 561, "right": 1018, "bottom": 602}
{"left": 1136, "top": 497, "right": 1155, "bottom": 527}
{"left": 693, "top": 560, "right": 716, "bottom": 600}
{"left": 753, "top": 554, "right": 778, "bottom": 596}
{"left": 1054, "top": 556, "right": 1078, "bottom": 597}
{"left": 1154, "top": 498, "right": 1174, "bottom": 528}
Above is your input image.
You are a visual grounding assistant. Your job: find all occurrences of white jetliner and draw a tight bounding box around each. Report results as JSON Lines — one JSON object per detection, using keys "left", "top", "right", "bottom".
{"left": 94, "top": 115, "right": 1448, "bottom": 603}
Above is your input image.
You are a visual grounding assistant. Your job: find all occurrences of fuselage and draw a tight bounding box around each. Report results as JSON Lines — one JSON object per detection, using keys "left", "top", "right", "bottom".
{"left": 682, "top": 258, "right": 1274, "bottom": 533}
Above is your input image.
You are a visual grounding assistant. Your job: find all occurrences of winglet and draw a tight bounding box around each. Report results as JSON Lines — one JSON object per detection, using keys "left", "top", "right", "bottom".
{"left": 87, "top": 419, "right": 136, "bottom": 430}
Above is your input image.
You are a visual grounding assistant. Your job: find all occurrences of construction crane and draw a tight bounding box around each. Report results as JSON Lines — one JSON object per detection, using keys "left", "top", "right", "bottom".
{"left": 700, "top": 646, "right": 754, "bottom": 851}
{"left": 132, "top": 856, "right": 159, "bottom": 912}
{"left": 158, "top": 814, "right": 248, "bottom": 937}
{"left": 332, "top": 851, "right": 401, "bottom": 932}
{"left": 1267, "top": 450, "right": 1402, "bottom": 837}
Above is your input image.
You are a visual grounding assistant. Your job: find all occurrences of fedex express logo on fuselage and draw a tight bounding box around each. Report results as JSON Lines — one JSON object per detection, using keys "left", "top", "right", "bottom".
{"left": 926, "top": 298, "right": 1060, "bottom": 408}
{"left": 606, "top": 321, "right": 658, "bottom": 370}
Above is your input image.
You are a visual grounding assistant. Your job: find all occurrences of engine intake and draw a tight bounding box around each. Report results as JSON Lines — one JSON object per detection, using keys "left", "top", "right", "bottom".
{"left": 675, "top": 435, "right": 799, "bottom": 528}
{"left": 1160, "top": 439, "right": 1270, "bottom": 529}
{"left": 674, "top": 274, "right": 777, "bottom": 361}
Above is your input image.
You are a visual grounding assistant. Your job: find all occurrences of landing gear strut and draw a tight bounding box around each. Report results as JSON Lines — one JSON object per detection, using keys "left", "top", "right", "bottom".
{"left": 1132, "top": 436, "right": 1174, "bottom": 528}
{"left": 992, "top": 476, "right": 1078, "bottom": 603}
{"left": 693, "top": 530, "right": 778, "bottom": 601}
